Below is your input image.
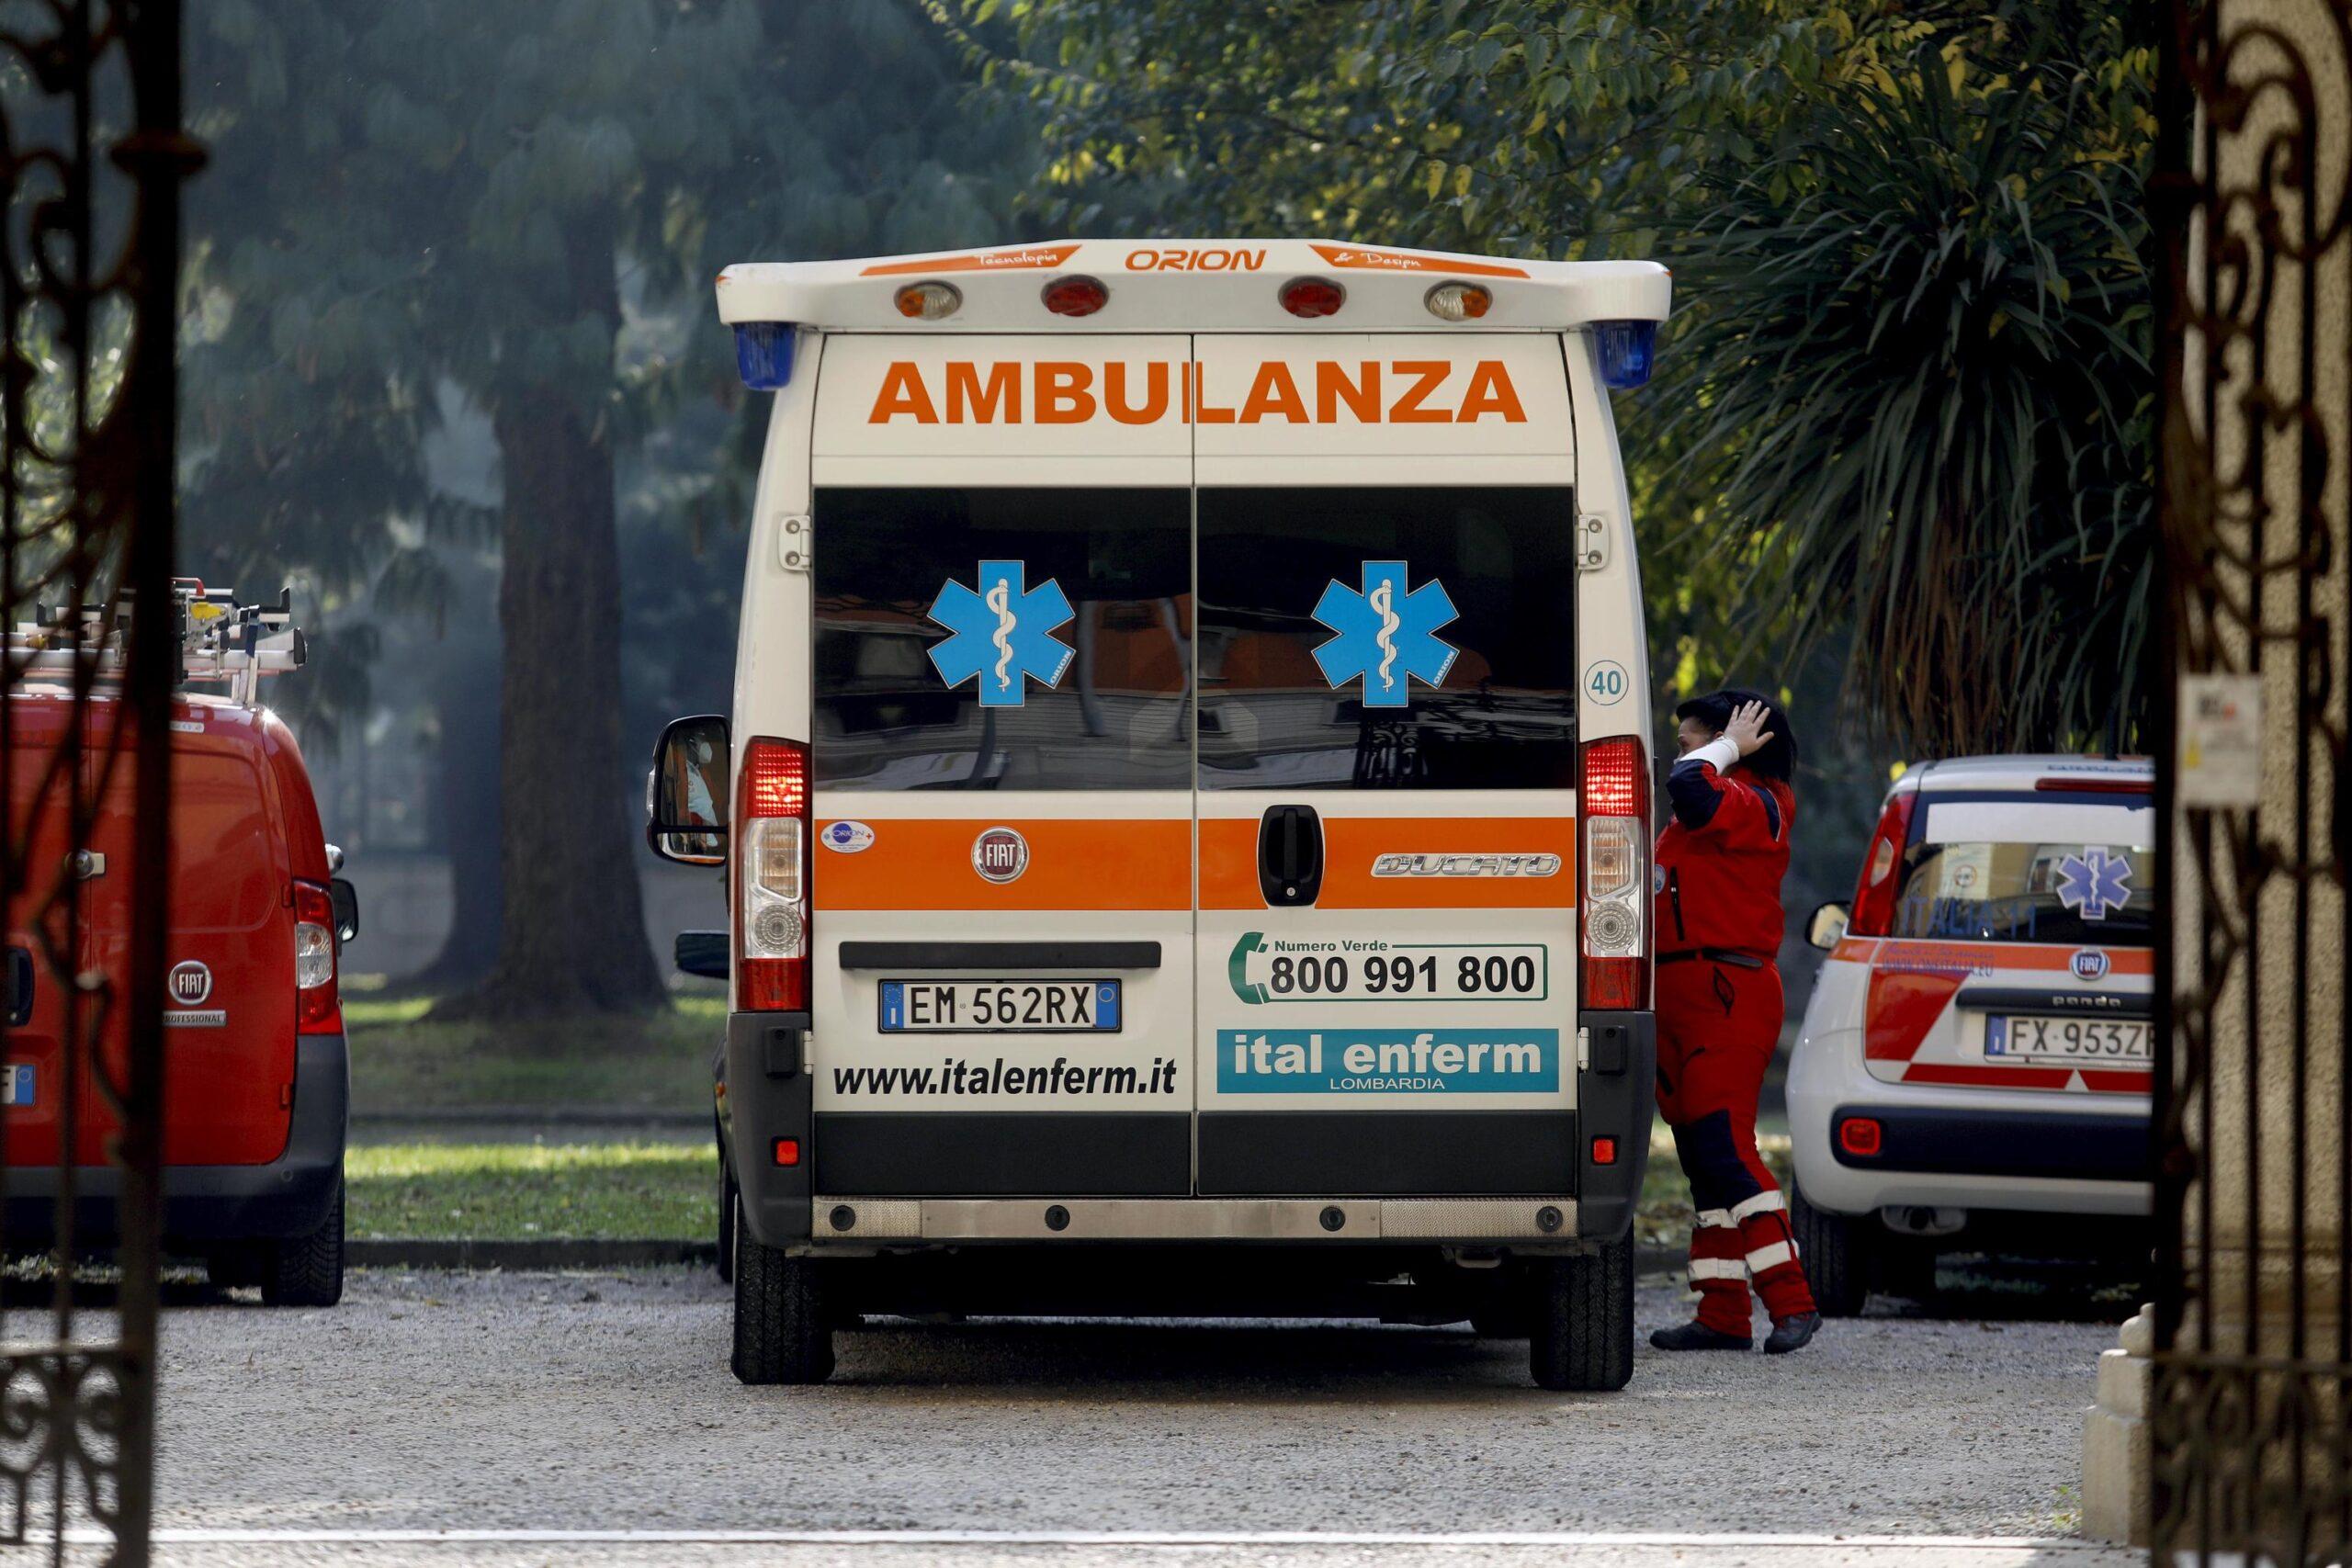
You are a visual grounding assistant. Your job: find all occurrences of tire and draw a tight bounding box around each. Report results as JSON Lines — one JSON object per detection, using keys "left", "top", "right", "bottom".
{"left": 731, "top": 1199, "right": 834, "bottom": 1385}
{"left": 1529, "top": 1235, "right": 1634, "bottom": 1392}
{"left": 261, "top": 1176, "right": 345, "bottom": 1308}
{"left": 1790, "top": 1179, "right": 1868, "bottom": 1317}
{"left": 717, "top": 1162, "right": 738, "bottom": 1284}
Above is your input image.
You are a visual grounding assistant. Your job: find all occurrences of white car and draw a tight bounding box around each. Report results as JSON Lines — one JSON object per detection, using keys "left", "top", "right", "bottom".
{"left": 1784, "top": 754, "right": 2154, "bottom": 1313}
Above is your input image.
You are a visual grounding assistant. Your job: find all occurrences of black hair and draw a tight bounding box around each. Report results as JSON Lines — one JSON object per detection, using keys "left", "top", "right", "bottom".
{"left": 1674, "top": 686, "right": 1798, "bottom": 783}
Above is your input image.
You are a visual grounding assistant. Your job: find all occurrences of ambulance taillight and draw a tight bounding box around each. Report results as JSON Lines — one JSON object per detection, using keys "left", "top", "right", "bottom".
{"left": 1579, "top": 735, "right": 1650, "bottom": 1010}
{"left": 737, "top": 738, "right": 810, "bottom": 1011}
{"left": 1844, "top": 792, "right": 1918, "bottom": 938}
{"left": 1042, "top": 276, "right": 1109, "bottom": 317}
{"left": 1278, "top": 277, "right": 1345, "bottom": 318}
{"left": 294, "top": 879, "right": 341, "bottom": 1034}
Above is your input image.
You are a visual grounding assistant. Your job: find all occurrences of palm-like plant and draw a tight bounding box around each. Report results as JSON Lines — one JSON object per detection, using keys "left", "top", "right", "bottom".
{"left": 1653, "top": 44, "right": 2152, "bottom": 757}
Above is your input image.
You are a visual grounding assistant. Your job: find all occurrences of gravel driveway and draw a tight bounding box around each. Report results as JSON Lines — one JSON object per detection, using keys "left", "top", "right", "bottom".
{"left": 131, "top": 1264, "right": 2134, "bottom": 1564}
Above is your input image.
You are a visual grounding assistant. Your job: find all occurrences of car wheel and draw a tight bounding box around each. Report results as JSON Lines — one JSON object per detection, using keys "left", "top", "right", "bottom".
{"left": 717, "top": 1162, "right": 738, "bottom": 1284}
{"left": 731, "top": 1197, "right": 834, "bottom": 1385}
{"left": 1791, "top": 1179, "right": 1868, "bottom": 1317}
{"left": 1529, "top": 1235, "right": 1634, "bottom": 1391}
{"left": 261, "top": 1176, "right": 345, "bottom": 1308}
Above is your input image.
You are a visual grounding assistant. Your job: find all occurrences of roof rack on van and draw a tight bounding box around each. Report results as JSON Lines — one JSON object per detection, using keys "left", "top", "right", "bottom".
{"left": 8, "top": 579, "right": 304, "bottom": 706}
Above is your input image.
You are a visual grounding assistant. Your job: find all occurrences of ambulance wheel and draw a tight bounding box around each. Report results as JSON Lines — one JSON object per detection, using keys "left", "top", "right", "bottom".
{"left": 1529, "top": 1235, "right": 1634, "bottom": 1392}
{"left": 262, "top": 1176, "right": 345, "bottom": 1308}
{"left": 731, "top": 1203, "right": 834, "bottom": 1385}
{"left": 1790, "top": 1180, "right": 1867, "bottom": 1317}
{"left": 717, "top": 1164, "right": 738, "bottom": 1284}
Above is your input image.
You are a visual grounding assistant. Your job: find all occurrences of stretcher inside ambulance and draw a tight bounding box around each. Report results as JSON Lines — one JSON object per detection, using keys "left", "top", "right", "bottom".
{"left": 650, "top": 241, "right": 1670, "bottom": 1389}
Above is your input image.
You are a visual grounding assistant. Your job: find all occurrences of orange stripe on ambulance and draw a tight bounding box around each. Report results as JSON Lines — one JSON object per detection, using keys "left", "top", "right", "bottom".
{"left": 865, "top": 358, "right": 1529, "bottom": 425}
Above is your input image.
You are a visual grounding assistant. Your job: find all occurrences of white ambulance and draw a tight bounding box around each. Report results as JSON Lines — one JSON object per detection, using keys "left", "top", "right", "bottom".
{"left": 1784, "top": 755, "right": 2154, "bottom": 1311}
{"left": 649, "top": 239, "right": 1669, "bottom": 1389}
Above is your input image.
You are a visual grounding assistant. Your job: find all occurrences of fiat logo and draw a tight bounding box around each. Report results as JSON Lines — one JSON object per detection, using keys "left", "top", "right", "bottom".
{"left": 2072, "top": 949, "right": 2110, "bottom": 981}
{"left": 167, "top": 960, "right": 213, "bottom": 1006}
{"left": 971, "top": 827, "right": 1029, "bottom": 884}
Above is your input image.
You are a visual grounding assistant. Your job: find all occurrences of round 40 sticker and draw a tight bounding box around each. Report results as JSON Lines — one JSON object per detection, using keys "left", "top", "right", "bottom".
{"left": 1585, "top": 660, "right": 1629, "bottom": 705}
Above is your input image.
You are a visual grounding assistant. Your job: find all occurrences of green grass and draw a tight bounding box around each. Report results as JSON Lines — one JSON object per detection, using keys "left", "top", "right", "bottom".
{"left": 347, "top": 994, "right": 723, "bottom": 1117}
{"left": 347, "top": 1141, "right": 718, "bottom": 1241}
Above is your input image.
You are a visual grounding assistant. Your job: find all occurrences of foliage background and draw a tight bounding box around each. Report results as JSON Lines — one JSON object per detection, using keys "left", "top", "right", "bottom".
{"left": 165, "top": 0, "right": 2154, "bottom": 1011}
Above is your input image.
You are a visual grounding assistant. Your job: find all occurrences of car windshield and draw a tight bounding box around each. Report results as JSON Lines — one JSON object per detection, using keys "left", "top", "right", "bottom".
{"left": 1894, "top": 829, "right": 2155, "bottom": 946}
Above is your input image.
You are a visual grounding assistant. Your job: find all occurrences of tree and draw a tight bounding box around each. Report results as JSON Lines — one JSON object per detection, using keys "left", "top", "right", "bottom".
{"left": 978, "top": 0, "right": 2154, "bottom": 755}
{"left": 185, "top": 0, "right": 1040, "bottom": 1017}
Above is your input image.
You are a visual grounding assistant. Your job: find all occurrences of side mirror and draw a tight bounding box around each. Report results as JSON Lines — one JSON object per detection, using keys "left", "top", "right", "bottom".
{"left": 329, "top": 878, "right": 360, "bottom": 945}
{"left": 674, "top": 931, "right": 729, "bottom": 980}
{"left": 1806, "top": 901, "right": 1850, "bottom": 951}
{"left": 648, "top": 714, "right": 730, "bottom": 866}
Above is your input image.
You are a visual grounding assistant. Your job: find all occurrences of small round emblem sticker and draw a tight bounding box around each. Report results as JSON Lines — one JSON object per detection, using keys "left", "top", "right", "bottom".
{"left": 167, "top": 960, "right": 213, "bottom": 1006}
{"left": 971, "top": 827, "right": 1029, "bottom": 884}
{"left": 821, "top": 820, "right": 876, "bottom": 854}
{"left": 2072, "top": 949, "right": 2110, "bottom": 981}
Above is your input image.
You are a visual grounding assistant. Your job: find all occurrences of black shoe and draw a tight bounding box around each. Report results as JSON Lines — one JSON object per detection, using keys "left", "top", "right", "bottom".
{"left": 1764, "top": 1312, "right": 1821, "bottom": 1355}
{"left": 1649, "top": 1320, "right": 1751, "bottom": 1351}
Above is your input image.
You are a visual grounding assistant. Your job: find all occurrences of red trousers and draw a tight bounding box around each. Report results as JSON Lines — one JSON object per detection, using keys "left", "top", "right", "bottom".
{"left": 1656, "top": 956, "right": 1816, "bottom": 1335}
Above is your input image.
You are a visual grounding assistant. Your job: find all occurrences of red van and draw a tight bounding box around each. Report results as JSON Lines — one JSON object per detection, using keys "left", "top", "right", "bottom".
{"left": 4, "top": 587, "right": 354, "bottom": 1304}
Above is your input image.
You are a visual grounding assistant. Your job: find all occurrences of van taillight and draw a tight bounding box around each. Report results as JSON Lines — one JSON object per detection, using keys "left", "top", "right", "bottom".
{"left": 737, "top": 738, "right": 809, "bottom": 1012}
{"left": 294, "top": 879, "right": 341, "bottom": 1034}
{"left": 1580, "top": 735, "right": 1649, "bottom": 1011}
{"left": 1845, "top": 793, "right": 1918, "bottom": 938}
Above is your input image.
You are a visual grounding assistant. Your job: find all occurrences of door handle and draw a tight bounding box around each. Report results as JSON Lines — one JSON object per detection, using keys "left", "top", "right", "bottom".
{"left": 1257, "top": 804, "right": 1324, "bottom": 907}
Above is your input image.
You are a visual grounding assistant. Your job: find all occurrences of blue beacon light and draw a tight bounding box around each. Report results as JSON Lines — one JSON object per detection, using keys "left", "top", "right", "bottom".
{"left": 1592, "top": 319, "right": 1658, "bottom": 391}
{"left": 734, "top": 322, "right": 796, "bottom": 390}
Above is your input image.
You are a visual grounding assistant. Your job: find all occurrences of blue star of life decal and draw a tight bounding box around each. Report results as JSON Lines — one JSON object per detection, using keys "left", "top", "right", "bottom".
{"left": 2055, "top": 848, "right": 2133, "bottom": 921}
{"left": 1309, "top": 559, "right": 1459, "bottom": 709}
{"left": 925, "top": 559, "right": 1076, "bottom": 708}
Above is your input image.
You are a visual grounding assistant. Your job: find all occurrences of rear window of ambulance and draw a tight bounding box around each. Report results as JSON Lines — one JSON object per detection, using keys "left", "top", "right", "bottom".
{"left": 1196, "top": 486, "right": 1577, "bottom": 790}
{"left": 1894, "top": 794, "right": 2156, "bottom": 945}
{"left": 812, "top": 487, "right": 1191, "bottom": 790}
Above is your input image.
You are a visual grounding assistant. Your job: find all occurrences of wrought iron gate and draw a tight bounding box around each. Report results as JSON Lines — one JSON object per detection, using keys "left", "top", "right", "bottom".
{"left": 2152, "top": 0, "right": 2352, "bottom": 1562}
{"left": 0, "top": 2, "right": 195, "bottom": 1561}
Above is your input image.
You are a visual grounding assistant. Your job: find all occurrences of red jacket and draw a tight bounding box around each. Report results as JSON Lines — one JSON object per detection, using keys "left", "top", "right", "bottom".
{"left": 1654, "top": 739, "right": 1792, "bottom": 960}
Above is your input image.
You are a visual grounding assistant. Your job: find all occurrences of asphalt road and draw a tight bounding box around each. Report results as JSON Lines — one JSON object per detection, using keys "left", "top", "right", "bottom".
{"left": 117, "top": 1265, "right": 2139, "bottom": 1565}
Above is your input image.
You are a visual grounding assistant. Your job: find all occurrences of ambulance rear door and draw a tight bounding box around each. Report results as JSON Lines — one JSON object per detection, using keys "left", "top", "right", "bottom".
{"left": 1191, "top": 333, "right": 1584, "bottom": 1197}
{"left": 806, "top": 335, "right": 1197, "bottom": 1198}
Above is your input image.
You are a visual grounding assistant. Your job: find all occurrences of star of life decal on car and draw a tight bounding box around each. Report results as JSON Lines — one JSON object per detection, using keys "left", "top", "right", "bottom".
{"left": 924, "top": 559, "right": 1075, "bottom": 708}
{"left": 1309, "top": 559, "right": 1458, "bottom": 708}
{"left": 2054, "top": 848, "right": 2133, "bottom": 920}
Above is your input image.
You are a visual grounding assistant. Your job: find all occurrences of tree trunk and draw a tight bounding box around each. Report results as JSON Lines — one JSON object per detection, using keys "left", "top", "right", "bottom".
{"left": 439, "top": 227, "right": 663, "bottom": 1020}
{"left": 409, "top": 633, "right": 503, "bottom": 993}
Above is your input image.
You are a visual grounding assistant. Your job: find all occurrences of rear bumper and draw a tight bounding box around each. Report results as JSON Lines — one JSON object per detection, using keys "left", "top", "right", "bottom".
{"left": 729, "top": 1009, "right": 1655, "bottom": 1251}
{"left": 1828, "top": 1102, "right": 2149, "bottom": 1183}
{"left": 808, "top": 1194, "right": 1577, "bottom": 1244}
{"left": 5, "top": 1032, "right": 347, "bottom": 1248}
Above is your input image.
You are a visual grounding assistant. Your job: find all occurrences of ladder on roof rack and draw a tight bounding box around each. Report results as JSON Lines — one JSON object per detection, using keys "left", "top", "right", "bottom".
{"left": 7, "top": 577, "right": 306, "bottom": 707}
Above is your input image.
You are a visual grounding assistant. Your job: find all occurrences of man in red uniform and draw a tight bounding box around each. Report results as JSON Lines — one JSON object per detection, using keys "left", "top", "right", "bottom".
{"left": 1650, "top": 689, "right": 1821, "bottom": 1353}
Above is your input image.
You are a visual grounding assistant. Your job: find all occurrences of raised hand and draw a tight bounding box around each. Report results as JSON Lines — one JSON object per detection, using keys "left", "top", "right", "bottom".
{"left": 1724, "top": 698, "right": 1776, "bottom": 758}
